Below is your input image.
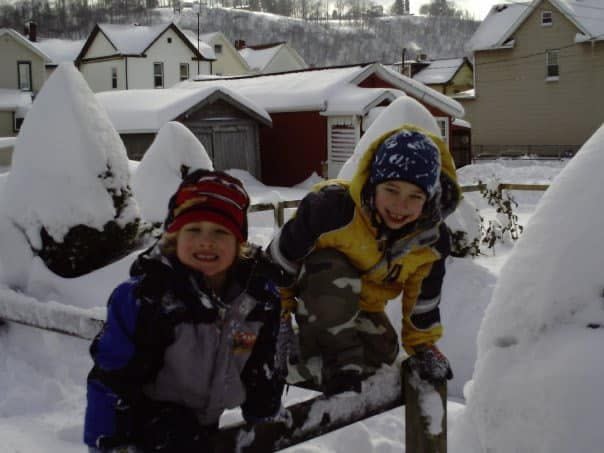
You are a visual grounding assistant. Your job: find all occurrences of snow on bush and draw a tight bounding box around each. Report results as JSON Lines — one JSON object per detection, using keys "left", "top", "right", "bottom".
{"left": 1, "top": 63, "right": 139, "bottom": 278}
{"left": 131, "top": 121, "right": 213, "bottom": 226}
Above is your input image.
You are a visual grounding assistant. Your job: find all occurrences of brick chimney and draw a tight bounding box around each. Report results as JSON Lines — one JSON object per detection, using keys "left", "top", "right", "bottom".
{"left": 234, "top": 39, "right": 246, "bottom": 50}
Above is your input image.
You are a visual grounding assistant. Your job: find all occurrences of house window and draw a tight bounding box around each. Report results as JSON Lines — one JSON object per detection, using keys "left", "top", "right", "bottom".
{"left": 167, "top": 37, "right": 172, "bottom": 43}
{"left": 18, "top": 61, "right": 32, "bottom": 91}
{"left": 541, "top": 11, "right": 553, "bottom": 26}
{"left": 153, "top": 62, "right": 164, "bottom": 88}
{"left": 179, "top": 63, "right": 189, "bottom": 81}
{"left": 436, "top": 117, "right": 449, "bottom": 144}
{"left": 214, "top": 44, "right": 223, "bottom": 55}
{"left": 111, "top": 67, "right": 118, "bottom": 89}
{"left": 546, "top": 49, "right": 559, "bottom": 80}
{"left": 13, "top": 113, "right": 24, "bottom": 132}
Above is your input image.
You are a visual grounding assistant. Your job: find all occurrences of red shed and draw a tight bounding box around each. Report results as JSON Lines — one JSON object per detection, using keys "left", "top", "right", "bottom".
{"left": 178, "top": 63, "right": 467, "bottom": 186}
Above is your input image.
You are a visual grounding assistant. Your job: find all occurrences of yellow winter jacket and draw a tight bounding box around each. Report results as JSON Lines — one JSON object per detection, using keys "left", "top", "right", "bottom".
{"left": 272, "top": 125, "right": 461, "bottom": 354}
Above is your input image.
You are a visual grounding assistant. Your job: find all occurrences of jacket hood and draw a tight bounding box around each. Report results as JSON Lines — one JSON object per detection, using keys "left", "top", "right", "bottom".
{"left": 348, "top": 124, "right": 461, "bottom": 228}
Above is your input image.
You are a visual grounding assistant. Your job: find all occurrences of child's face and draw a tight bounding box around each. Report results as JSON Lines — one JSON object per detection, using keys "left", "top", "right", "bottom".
{"left": 374, "top": 180, "right": 427, "bottom": 229}
{"left": 176, "top": 220, "right": 238, "bottom": 278}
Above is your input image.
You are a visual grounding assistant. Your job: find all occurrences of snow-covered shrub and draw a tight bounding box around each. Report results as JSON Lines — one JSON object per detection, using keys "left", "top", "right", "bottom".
{"left": 2, "top": 63, "right": 140, "bottom": 278}
{"left": 131, "top": 121, "right": 213, "bottom": 237}
{"left": 446, "top": 197, "right": 482, "bottom": 257}
{"left": 478, "top": 179, "right": 523, "bottom": 251}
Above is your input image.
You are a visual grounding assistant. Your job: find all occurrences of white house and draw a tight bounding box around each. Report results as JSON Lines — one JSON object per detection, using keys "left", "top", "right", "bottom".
{"left": 75, "top": 23, "right": 215, "bottom": 92}
{"left": 237, "top": 41, "right": 308, "bottom": 74}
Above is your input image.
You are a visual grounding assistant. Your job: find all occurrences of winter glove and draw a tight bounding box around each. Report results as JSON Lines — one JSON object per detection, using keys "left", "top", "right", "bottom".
{"left": 276, "top": 310, "right": 300, "bottom": 377}
{"left": 404, "top": 344, "right": 453, "bottom": 384}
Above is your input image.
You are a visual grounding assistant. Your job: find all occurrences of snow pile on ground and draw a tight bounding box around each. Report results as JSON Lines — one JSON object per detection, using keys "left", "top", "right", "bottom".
{"left": 451, "top": 124, "right": 604, "bottom": 453}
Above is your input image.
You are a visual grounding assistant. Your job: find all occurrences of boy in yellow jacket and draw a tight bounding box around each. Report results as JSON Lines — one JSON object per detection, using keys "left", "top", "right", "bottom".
{"left": 270, "top": 125, "right": 461, "bottom": 395}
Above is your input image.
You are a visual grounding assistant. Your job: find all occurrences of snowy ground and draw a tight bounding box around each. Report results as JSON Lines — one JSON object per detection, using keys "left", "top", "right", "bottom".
{"left": 0, "top": 158, "right": 567, "bottom": 452}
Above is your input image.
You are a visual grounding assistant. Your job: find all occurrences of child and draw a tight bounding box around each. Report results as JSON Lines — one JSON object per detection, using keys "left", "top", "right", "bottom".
{"left": 84, "top": 170, "right": 286, "bottom": 452}
{"left": 270, "top": 125, "right": 461, "bottom": 395}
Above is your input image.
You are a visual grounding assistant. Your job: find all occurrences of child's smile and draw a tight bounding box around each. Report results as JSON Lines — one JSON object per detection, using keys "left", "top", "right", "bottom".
{"left": 177, "top": 221, "right": 238, "bottom": 287}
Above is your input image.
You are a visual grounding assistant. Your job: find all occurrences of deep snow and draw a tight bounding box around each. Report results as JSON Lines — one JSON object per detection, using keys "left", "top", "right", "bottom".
{"left": 1, "top": 62, "right": 600, "bottom": 453}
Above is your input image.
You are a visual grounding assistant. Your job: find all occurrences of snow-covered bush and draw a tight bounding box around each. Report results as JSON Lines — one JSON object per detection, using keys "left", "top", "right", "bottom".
{"left": 2, "top": 63, "right": 140, "bottom": 278}
{"left": 446, "top": 197, "right": 482, "bottom": 257}
{"left": 131, "top": 121, "right": 213, "bottom": 236}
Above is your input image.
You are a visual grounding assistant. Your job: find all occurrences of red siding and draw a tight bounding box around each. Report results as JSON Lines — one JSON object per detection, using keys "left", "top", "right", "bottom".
{"left": 259, "top": 111, "right": 327, "bottom": 187}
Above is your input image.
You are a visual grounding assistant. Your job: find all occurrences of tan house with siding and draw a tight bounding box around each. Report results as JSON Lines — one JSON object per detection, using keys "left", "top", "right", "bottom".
{"left": 412, "top": 57, "right": 473, "bottom": 96}
{"left": 199, "top": 32, "right": 251, "bottom": 76}
{"left": 461, "top": 0, "right": 604, "bottom": 157}
{"left": 0, "top": 28, "right": 49, "bottom": 139}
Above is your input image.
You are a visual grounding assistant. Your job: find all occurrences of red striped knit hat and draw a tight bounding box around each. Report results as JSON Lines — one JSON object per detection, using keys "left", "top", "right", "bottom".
{"left": 165, "top": 170, "right": 250, "bottom": 242}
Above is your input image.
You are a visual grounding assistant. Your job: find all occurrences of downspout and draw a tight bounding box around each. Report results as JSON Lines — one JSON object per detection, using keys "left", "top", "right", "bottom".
{"left": 125, "top": 56, "right": 129, "bottom": 90}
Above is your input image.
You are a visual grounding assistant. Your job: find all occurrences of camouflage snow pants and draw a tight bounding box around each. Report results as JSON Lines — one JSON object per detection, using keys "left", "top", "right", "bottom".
{"left": 292, "top": 248, "right": 399, "bottom": 385}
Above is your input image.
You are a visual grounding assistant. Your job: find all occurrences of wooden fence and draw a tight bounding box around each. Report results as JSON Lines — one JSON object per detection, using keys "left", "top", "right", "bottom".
{"left": 0, "top": 183, "right": 551, "bottom": 452}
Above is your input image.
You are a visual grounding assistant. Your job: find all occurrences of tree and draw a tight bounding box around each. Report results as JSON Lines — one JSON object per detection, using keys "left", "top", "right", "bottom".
{"left": 419, "top": 0, "right": 468, "bottom": 18}
{"left": 390, "top": 0, "right": 405, "bottom": 16}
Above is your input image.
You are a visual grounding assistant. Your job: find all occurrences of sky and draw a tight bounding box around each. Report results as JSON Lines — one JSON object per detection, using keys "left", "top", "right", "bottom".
{"left": 2, "top": 63, "right": 604, "bottom": 452}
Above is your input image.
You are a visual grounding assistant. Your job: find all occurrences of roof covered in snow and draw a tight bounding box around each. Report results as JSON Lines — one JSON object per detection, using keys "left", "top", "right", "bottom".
{"left": 35, "top": 39, "right": 85, "bottom": 65}
{"left": 469, "top": 0, "right": 604, "bottom": 52}
{"left": 98, "top": 23, "right": 172, "bottom": 54}
{"left": 0, "top": 28, "right": 52, "bottom": 62}
{"left": 239, "top": 45, "right": 282, "bottom": 71}
{"left": 0, "top": 89, "right": 33, "bottom": 111}
{"left": 413, "top": 58, "right": 467, "bottom": 85}
{"left": 181, "top": 29, "right": 216, "bottom": 60}
{"left": 76, "top": 23, "right": 211, "bottom": 62}
{"left": 96, "top": 86, "right": 271, "bottom": 133}
{"left": 179, "top": 63, "right": 464, "bottom": 118}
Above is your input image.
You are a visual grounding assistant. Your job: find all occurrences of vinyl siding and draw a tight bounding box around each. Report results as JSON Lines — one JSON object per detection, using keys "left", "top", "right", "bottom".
{"left": 464, "top": 0, "right": 604, "bottom": 154}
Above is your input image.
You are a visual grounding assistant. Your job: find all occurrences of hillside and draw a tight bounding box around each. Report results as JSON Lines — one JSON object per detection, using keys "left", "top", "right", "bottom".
{"left": 166, "top": 7, "right": 478, "bottom": 66}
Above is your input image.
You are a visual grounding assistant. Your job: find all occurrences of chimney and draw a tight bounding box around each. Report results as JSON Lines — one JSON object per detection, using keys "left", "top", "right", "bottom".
{"left": 234, "top": 39, "right": 246, "bottom": 50}
{"left": 26, "top": 21, "right": 37, "bottom": 42}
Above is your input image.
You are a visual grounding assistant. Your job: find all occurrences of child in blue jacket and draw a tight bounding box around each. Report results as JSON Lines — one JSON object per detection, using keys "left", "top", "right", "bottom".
{"left": 84, "top": 170, "right": 286, "bottom": 452}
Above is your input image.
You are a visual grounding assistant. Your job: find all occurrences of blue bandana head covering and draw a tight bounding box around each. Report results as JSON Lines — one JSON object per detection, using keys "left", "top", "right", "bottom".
{"left": 369, "top": 129, "right": 441, "bottom": 198}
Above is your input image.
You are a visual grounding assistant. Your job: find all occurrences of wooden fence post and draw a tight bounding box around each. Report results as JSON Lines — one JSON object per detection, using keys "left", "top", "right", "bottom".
{"left": 403, "top": 365, "right": 447, "bottom": 453}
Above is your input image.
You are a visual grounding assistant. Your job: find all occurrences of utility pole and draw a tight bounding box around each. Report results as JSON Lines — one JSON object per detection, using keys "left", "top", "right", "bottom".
{"left": 193, "top": 1, "right": 201, "bottom": 75}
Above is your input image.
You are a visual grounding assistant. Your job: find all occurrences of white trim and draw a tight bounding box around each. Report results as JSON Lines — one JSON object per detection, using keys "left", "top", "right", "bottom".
{"left": 541, "top": 10, "right": 553, "bottom": 27}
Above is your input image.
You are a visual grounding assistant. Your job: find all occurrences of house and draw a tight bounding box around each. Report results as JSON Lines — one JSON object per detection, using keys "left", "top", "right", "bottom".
{"left": 0, "top": 27, "right": 50, "bottom": 137}
{"left": 96, "top": 86, "right": 271, "bottom": 178}
{"left": 461, "top": 0, "right": 604, "bottom": 157}
{"left": 75, "top": 23, "right": 215, "bottom": 92}
{"left": 412, "top": 57, "right": 474, "bottom": 96}
{"left": 236, "top": 41, "right": 308, "bottom": 74}
{"left": 199, "top": 32, "right": 251, "bottom": 76}
{"left": 36, "top": 38, "right": 85, "bottom": 77}
{"left": 177, "top": 63, "right": 467, "bottom": 186}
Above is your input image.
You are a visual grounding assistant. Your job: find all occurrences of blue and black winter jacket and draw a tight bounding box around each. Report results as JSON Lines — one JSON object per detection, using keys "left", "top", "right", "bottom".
{"left": 84, "top": 245, "right": 284, "bottom": 451}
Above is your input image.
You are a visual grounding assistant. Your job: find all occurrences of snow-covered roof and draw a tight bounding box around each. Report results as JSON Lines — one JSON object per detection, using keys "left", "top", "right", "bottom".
{"left": 0, "top": 89, "right": 33, "bottom": 111}
{"left": 239, "top": 45, "right": 282, "bottom": 71}
{"left": 0, "top": 137, "right": 16, "bottom": 150}
{"left": 413, "top": 58, "right": 466, "bottom": 85}
{"left": 469, "top": 0, "right": 604, "bottom": 52}
{"left": 181, "top": 29, "right": 216, "bottom": 60}
{"left": 96, "top": 86, "right": 271, "bottom": 133}
{"left": 0, "top": 28, "right": 52, "bottom": 63}
{"left": 97, "top": 23, "right": 172, "bottom": 55}
{"left": 179, "top": 63, "right": 464, "bottom": 118}
{"left": 35, "top": 39, "right": 85, "bottom": 65}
